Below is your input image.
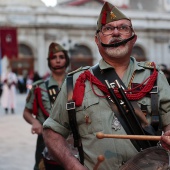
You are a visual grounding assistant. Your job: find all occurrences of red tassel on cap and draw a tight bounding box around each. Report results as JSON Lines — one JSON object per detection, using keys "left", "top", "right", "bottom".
{"left": 101, "top": 11, "right": 107, "bottom": 25}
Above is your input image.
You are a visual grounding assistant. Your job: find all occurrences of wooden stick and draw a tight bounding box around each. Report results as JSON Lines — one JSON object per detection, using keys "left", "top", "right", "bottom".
{"left": 93, "top": 155, "right": 105, "bottom": 170}
{"left": 96, "top": 132, "right": 161, "bottom": 141}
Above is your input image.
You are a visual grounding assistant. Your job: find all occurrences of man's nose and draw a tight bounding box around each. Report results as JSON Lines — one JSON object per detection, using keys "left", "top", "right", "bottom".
{"left": 112, "top": 27, "right": 120, "bottom": 36}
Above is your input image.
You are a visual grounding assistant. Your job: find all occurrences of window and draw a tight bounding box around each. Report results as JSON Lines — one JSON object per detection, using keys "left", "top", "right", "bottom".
{"left": 69, "top": 45, "right": 93, "bottom": 71}
{"left": 19, "top": 44, "right": 33, "bottom": 56}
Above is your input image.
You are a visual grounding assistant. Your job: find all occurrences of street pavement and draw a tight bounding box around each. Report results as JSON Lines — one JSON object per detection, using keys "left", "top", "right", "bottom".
{"left": 0, "top": 93, "right": 37, "bottom": 170}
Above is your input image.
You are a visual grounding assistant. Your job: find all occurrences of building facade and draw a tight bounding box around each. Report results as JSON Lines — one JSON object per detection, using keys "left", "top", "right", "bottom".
{"left": 0, "top": 0, "right": 170, "bottom": 77}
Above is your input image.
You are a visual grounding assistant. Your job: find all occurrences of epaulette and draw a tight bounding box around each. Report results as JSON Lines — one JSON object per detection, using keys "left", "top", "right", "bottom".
{"left": 68, "top": 66, "right": 90, "bottom": 76}
{"left": 32, "top": 79, "right": 44, "bottom": 87}
{"left": 137, "top": 61, "right": 157, "bottom": 69}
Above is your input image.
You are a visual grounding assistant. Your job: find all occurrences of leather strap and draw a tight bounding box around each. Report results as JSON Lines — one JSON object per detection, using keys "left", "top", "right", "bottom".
{"left": 150, "top": 70, "right": 161, "bottom": 135}
{"left": 66, "top": 75, "right": 84, "bottom": 165}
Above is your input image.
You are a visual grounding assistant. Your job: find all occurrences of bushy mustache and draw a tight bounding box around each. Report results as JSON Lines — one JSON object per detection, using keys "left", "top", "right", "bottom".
{"left": 108, "top": 37, "right": 123, "bottom": 44}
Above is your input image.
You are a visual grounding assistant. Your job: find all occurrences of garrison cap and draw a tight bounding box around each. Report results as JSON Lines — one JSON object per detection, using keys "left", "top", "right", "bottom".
{"left": 97, "top": 1, "right": 130, "bottom": 30}
{"left": 48, "top": 42, "right": 67, "bottom": 59}
{"left": 47, "top": 42, "right": 70, "bottom": 68}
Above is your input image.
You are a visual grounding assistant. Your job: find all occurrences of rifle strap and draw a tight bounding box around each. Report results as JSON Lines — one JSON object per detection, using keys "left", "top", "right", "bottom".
{"left": 91, "top": 64, "right": 156, "bottom": 150}
{"left": 66, "top": 75, "right": 84, "bottom": 165}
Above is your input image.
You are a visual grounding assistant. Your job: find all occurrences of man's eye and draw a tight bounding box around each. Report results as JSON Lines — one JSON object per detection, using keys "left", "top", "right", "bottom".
{"left": 105, "top": 26, "right": 112, "bottom": 30}
{"left": 120, "top": 25, "right": 128, "bottom": 30}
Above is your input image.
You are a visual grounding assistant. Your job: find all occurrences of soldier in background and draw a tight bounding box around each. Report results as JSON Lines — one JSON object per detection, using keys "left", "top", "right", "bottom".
{"left": 23, "top": 42, "right": 70, "bottom": 170}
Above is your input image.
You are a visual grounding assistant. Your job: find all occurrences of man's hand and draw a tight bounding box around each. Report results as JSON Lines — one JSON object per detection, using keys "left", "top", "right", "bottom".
{"left": 161, "top": 130, "right": 170, "bottom": 150}
{"left": 31, "top": 119, "right": 43, "bottom": 135}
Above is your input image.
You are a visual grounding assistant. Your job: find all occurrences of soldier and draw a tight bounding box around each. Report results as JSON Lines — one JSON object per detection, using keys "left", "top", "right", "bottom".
{"left": 23, "top": 42, "right": 70, "bottom": 170}
{"left": 43, "top": 2, "right": 170, "bottom": 170}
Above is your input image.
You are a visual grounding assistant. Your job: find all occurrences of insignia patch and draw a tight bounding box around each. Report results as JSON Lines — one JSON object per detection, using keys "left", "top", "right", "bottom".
{"left": 145, "top": 62, "right": 154, "bottom": 68}
{"left": 112, "top": 117, "right": 121, "bottom": 130}
{"left": 110, "top": 11, "right": 116, "bottom": 19}
{"left": 138, "top": 61, "right": 155, "bottom": 69}
{"left": 84, "top": 115, "right": 91, "bottom": 124}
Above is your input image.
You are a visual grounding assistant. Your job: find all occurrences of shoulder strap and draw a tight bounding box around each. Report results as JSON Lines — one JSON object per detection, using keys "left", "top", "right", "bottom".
{"left": 32, "top": 79, "right": 44, "bottom": 86}
{"left": 66, "top": 74, "right": 84, "bottom": 165}
{"left": 150, "top": 70, "right": 162, "bottom": 135}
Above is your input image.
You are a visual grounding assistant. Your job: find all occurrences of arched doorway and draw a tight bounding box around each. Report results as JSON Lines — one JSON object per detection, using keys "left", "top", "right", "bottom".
{"left": 132, "top": 45, "right": 146, "bottom": 61}
{"left": 69, "top": 44, "right": 93, "bottom": 71}
{"left": 10, "top": 44, "right": 34, "bottom": 75}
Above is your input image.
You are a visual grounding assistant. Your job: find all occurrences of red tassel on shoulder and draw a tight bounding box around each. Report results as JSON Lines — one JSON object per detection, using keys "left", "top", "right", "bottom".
{"left": 36, "top": 88, "right": 49, "bottom": 117}
{"left": 72, "top": 73, "right": 86, "bottom": 107}
{"left": 33, "top": 90, "right": 38, "bottom": 116}
{"left": 72, "top": 64, "right": 158, "bottom": 107}
{"left": 33, "top": 87, "right": 50, "bottom": 117}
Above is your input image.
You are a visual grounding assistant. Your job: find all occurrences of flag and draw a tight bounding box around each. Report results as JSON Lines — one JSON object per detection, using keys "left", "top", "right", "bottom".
{"left": 0, "top": 27, "right": 18, "bottom": 59}
{"left": 0, "top": 47, "right": 2, "bottom": 76}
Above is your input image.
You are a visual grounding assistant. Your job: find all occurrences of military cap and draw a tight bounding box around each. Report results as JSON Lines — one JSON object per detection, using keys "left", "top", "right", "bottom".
{"left": 47, "top": 42, "right": 70, "bottom": 68}
{"left": 48, "top": 42, "right": 67, "bottom": 59}
{"left": 97, "top": 1, "right": 130, "bottom": 30}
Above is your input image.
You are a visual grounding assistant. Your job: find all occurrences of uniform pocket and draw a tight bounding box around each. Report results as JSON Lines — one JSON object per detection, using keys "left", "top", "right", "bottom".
{"left": 76, "top": 96, "right": 103, "bottom": 136}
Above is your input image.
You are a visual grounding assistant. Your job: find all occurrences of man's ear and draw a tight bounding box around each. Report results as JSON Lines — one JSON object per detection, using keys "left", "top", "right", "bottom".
{"left": 132, "top": 34, "right": 137, "bottom": 45}
{"left": 95, "top": 34, "right": 99, "bottom": 45}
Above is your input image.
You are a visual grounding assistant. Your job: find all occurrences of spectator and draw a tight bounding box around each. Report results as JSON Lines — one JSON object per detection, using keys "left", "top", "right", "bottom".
{"left": 1, "top": 65, "right": 18, "bottom": 114}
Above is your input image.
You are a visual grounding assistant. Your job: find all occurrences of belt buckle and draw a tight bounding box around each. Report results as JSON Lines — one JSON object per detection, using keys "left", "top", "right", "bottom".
{"left": 66, "top": 102, "right": 75, "bottom": 110}
{"left": 150, "top": 86, "right": 158, "bottom": 94}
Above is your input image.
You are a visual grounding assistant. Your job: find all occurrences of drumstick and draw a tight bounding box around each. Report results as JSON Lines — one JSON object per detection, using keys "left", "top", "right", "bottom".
{"left": 96, "top": 132, "right": 161, "bottom": 141}
{"left": 93, "top": 155, "right": 105, "bottom": 170}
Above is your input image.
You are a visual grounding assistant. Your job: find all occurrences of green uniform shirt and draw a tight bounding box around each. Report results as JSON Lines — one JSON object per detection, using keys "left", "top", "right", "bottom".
{"left": 43, "top": 57, "right": 170, "bottom": 170}
{"left": 25, "top": 76, "right": 59, "bottom": 124}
